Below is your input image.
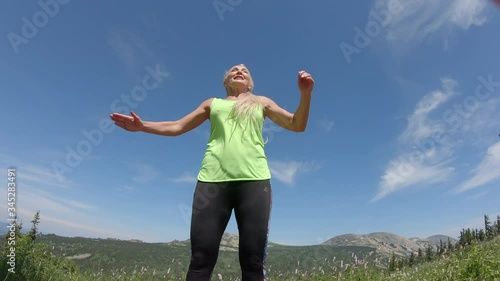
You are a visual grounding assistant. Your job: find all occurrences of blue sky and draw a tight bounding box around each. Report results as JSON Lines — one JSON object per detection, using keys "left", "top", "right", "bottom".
{"left": 1, "top": 0, "right": 500, "bottom": 246}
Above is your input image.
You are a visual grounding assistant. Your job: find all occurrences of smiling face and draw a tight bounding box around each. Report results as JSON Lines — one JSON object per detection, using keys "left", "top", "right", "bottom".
{"left": 223, "top": 64, "right": 254, "bottom": 93}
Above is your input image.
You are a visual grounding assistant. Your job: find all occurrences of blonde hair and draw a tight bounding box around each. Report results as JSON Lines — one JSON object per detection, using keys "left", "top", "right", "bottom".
{"left": 223, "top": 65, "right": 264, "bottom": 122}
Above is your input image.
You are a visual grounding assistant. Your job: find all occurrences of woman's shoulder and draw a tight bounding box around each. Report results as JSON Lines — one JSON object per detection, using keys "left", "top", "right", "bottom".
{"left": 202, "top": 97, "right": 216, "bottom": 104}
{"left": 201, "top": 97, "right": 232, "bottom": 110}
{"left": 255, "top": 95, "right": 273, "bottom": 106}
{"left": 250, "top": 94, "right": 269, "bottom": 101}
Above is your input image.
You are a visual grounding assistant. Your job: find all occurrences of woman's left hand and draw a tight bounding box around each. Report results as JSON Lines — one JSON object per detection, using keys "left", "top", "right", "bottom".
{"left": 297, "top": 70, "right": 315, "bottom": 94}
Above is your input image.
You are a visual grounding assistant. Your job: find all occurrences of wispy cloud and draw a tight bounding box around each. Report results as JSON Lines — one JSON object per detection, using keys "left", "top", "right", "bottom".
{"left": 0, "top": 176, "right": 125, "bottom": 239}
{"left": 116, "top": 185, "right": 136, "bottom": 192}
{"left": 269, "top": 161, "right": 320, "bottom": 186}
{"left": 375, "top": 78, "right": 458, "bottom": 201}
{"left": 375, "top": 161, "right": 454, "bottom": 201}
{"left": 0, "top": 154, "right": 72, "bottom": 188}
{"left": 456, "top": 142, "right": 500, "bottom": 193}
{"left": 171, "top": 172, "right": 198, "bottom": 184}
{"left": 375, "top": 74, "right": 500, "bottom": 201}
{"left": 465, "top": 190, "right": 489, "bottom": 201}
{"left": 374, "top": 0, "right": 489, "bottom": 47}
{"left": 399, "top": 78, "right": 457, "bottom": 143}
{"left": 8, "top": 206, "right": 128, "bottom": 239}
{"left": 269, "top": 161, "right": 302, "bottom": 185}
{"left": 130, "top": 163, "right": 159, "bottom": 184}
{"left": 108, "top": 30, "right": 137, "bottom": 73}
{"left": 0, "top": 156, "right": 99, "bottom": 214}
{"left": 318, "top": 117, "right": 335, "bottom": 133}
{"left": 57, "top": 198, "right": 99, "bottom": 212}
{"left": 107, "top": 29, "right": 158, "bottom": 77}
{"left": 18, "top": 187, "right": 98, "bottom": 215}
{"left": 449, "top": 0, "right": 489, "bottom": 29}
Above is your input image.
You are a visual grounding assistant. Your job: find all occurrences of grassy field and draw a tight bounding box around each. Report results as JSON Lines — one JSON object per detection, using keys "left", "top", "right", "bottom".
{"left": 2, "top": 233, "right": 499, "bottom": 280}
{"left": 2, "top": 213, "right": 499, "bottom": 280}
{"left": 34, "top": 234, "right": 377, "bottom": 280}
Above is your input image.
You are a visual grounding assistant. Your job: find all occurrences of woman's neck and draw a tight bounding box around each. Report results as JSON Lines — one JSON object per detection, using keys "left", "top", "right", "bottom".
{"left": 226, "top": 91, "right": 250, "bottom": 100}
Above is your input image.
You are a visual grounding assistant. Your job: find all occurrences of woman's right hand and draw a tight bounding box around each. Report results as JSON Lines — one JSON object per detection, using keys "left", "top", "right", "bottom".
{"left": 110, "top": 111, "right": 144, "bottom": 132}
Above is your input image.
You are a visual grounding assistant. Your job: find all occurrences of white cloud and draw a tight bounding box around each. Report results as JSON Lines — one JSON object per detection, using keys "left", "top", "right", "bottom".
{"left": 269, "top": 161, "right": 302, "bottom": 185}
{"left": 57, "top": 198, "right": 99, "bottom": 212}
{"left": 14, "top": 186, "right": 99, "bottom": 215}
{"left": 107, "top": 29, "right": 157, "bottom": 78}
{"left": 466, "top": 190, "right": 489, "bottom": 200}
{"left": 108, "top": 30, "right": 138, "bottom": 73}
{"left": 4, "top": 206, "right": 129, "bottom": 239}
{"left": 449, "top": 0, "right": 488, "bottom": 29}
{"left": 399, "top": 78, "right": 457, "bottom": 143}
{"left": 0, "top": 184, "right": 117, "bottom": 238}
{"left": 1, "top": 155, "right": 99, "bottom": 216}
{"left": 456, "top": 142, "right": 500, "bottom": 192}
{"left": 319, "top": 118, "right": 335, "bottom": 133}
{"left": 269, "top": 161, "right": 320, "bottom": 186}
{"left": 374, "top": 79, "right": 458, "bottom": 201}
{"left": 116, "top": 185, "right": 136, "bottom": 192}
{"left": 129, "top": 163, "right": 159, "bottom": 184}
{"left": 374, "top": 0, "right": 489, "bottom": 46}
{"left": 375, "top": 73, "right": 500, "bottom": 201}
{"left": 0, "top": 154, "right": 72, "bottom": 188}
{"left": 374, "top": 161, "right": 454, "bottom": 201}
{"left": 171, "top": 172, "right": 198, "bottom": 184}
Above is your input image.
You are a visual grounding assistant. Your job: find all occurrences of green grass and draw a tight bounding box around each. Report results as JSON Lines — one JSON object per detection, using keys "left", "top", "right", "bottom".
{"left": 1, "top": 233, "right": 80, "bottom": 281}
{"left": 2, "top": 234, "right": 499, "bottom": 280}
{"left": 2, "top": 213, "right": 499, "bottom": 281}
{"left": 34, "top": 234, "right": 378, "bottom": 280}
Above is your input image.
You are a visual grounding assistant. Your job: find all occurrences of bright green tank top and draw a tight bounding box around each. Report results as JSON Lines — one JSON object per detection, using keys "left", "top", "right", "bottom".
{"left": 197, "top": 98, "right": 271, "bottom": 182}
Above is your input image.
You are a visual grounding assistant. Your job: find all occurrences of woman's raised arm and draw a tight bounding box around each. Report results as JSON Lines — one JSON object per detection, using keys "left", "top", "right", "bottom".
{"left": 261, "top": 71, "right": 314, "bottom": 132}
{"left": 110, "top": 98, "right": 213, "bottom": 136}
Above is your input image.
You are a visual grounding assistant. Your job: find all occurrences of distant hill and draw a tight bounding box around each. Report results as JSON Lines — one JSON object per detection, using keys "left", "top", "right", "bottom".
{"left": 164, "top": 232, "right": 281, "bottom": 251}
{"left": 30, "top": 231, "right": 459, "bottom": 278}
{"left": 322, "top": 232, "right": 457, "bottom": 258}
{"left": 422, "top": 234, "right": 458, "bottom": 246}
{"left": 37, "top": 233, "right": 377, "bottom": 278}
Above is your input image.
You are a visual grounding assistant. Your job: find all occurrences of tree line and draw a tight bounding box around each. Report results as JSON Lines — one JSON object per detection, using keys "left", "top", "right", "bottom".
{"left": 388, "top": 214, "right": 500, "bottom": 272}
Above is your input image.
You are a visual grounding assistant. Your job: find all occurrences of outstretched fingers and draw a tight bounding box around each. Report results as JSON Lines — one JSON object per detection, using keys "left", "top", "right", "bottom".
{"left": 110, "top": 113, "right": 133, "bottom": 129}
{"left": 110, "top": 112, "right": 144, "bottom": 132}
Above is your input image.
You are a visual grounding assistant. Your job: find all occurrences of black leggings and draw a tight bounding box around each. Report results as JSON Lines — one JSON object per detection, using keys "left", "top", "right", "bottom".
{"left": 186, "top": 180, "right": 272, "bottom": 281}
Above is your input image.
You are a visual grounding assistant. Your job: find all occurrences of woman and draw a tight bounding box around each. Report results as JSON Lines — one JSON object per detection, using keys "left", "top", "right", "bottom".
{"left": 110, "top": 64, "right": 314, "bottom": 281}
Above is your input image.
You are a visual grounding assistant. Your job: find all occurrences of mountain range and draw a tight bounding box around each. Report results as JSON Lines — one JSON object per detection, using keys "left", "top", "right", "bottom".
{"left": 1, "top": 229, "right": 458, "bottom": 278}
{"left": 1, "top": 223, "right": 456, "bottom": 257}
{"left": 161, "top": 231, "right": 456, "bottom": 261}
{"left": 321, "top": 232, "right": 456, "bottom": 257}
